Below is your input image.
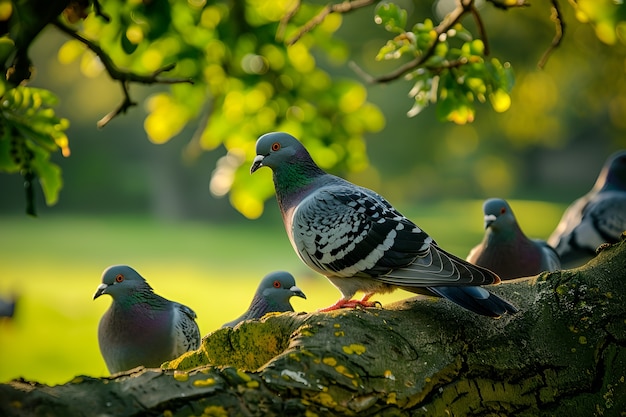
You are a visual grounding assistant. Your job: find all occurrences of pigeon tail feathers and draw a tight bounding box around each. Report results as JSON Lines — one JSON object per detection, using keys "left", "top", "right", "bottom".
{"left": 429, "top": 286, "right": 519, "bottom": 318}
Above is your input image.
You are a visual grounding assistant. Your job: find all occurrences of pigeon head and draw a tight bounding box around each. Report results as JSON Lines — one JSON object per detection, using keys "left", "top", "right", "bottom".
{"left": 482, "top": 198, "right": 517, "bottom": 231}
{"left": 93, "top": 265, "right": 153, "bottom": 300}
{"left": 258, "top": 271, "right": 306, "bottom": 304}
{"left": 599, "top": 150, "right": 626, "bottom": 191}
{"left": 250, "top": 132, "right": 322, "bottom": 174}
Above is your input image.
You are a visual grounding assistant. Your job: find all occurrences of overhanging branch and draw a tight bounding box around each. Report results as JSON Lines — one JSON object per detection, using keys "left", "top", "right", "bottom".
{"left": 52, "top": 20, "right": 194, "bottom": 127}
{"left": 352, "top": 0, "right": 475, "bottom": 84}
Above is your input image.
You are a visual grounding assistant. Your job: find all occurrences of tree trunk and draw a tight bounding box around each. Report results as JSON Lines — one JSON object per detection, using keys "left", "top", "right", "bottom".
{"left": 2, "top": 237, "right": 626, "bottom": 417}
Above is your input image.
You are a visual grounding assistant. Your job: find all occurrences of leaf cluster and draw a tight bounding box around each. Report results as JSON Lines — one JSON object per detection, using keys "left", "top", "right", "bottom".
{"left": 374, "top": 3, "right": 514, "bottom": 124}
{"left": 0, "top": 0, "right": 624, "bottom": 216}
{"left": 0, "top": 86, "right": 68, "bottom": 214}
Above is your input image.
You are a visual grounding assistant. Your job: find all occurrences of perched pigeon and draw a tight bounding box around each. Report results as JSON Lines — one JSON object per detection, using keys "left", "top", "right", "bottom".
{"left": 548, "top": 150, "right": 626, "bottom": 268}
{"left": 94, "top": 265, "right": 201, "bottom": 374}
{"left": 250, "top": 132, "right": 518, "bottom": 317}
{"left": 466, "top": 198, "right": 560, "bottom": 279}
{"left": 222, "top": 271, "right": 306, "bottom": 328}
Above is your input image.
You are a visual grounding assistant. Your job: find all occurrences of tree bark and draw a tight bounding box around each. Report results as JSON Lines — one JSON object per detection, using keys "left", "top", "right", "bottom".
{"left": 2, "top": 237, "right": 626, "bottom": 417}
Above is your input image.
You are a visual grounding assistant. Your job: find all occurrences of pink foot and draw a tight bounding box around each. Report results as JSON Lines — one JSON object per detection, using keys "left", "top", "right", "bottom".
{"left": 319, "top": 294, "right": 379, "bottom": 312}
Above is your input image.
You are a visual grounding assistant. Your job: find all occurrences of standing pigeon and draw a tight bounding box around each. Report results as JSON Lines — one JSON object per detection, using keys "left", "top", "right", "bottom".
{"left": 250, "top": 132, "right": 517, "bottom": 317}
{"left": 222, "top": 271, "right": 306, "bottom": 328}
{"left": 466, "top": 198, "right": 560, "bottom": 279}
{"left": 94, "top": 265, "right": 201, "bottom": 374}
{"left": 548, "top": 150, "right": 626, "bottom": 268}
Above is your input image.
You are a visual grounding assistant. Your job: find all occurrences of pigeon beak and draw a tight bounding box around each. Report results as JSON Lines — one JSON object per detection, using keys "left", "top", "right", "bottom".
{"left": 93, "top": 283, "right": 108, "bottom": 300}
{"left": 484, "top": 214, "right": 497, "bottom": 229}
{"left": 290, "top": 285, "right": 306, "bottom": 299}
{"left": 250, "top": 155, "right": 265, "bottom": 174}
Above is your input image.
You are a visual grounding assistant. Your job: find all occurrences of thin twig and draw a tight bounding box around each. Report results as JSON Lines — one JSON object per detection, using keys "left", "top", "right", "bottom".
{"left": 92, "top": 0, "right": 111, "bottom": 22}
{"left": 537, "top": 0, "right": 564, "bottom": 69}
{"left": 356, "top": 0, "right": 474, "bottom": 84}
{"left": 277, "top": 0, "right": 301, "bottom": 42}
{"left": 470, "top": 5, "right": 489, "bottom": 56}
{"left": 286, "top": 0, "right": 376, "bottom": 46}
{"left": 96, "top": 81, "right": 135, "bottom": 128}
{"left": 183, "top": 98, "right": 215, "bottom": 163}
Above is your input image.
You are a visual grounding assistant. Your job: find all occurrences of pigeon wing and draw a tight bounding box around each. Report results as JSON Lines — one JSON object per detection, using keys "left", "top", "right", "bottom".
{"left": 588, "top": 192, "right": 626, "bottom": 244}
{"left": 533, "top": 239, "right": 562, "bottom": 272}
{"left": 292, "top": 184, "right": 498, "bottom": 286}
{"left": 172, "top": 303, "right": 201, "bottom": 356}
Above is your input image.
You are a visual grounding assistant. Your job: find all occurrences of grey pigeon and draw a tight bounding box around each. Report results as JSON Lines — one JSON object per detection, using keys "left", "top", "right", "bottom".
{"left": 250, "top": 132, "right": 517, "bottom": 317}
{"left": 94, "top": 265, "right": 201, "bottom": 374}
{"left": 222, "top": 271, "right": 306, "bottom": 328}
{"left": 466, "top": 198, "right": 560, "bottom": 280}
{"left": 548, "top": 150, "right": 626, "bottom": 268}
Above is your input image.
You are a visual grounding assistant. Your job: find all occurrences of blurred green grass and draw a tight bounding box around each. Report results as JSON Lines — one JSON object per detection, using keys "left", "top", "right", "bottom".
{"left": 0, "top": 199, "right": 565, "bottom": 385}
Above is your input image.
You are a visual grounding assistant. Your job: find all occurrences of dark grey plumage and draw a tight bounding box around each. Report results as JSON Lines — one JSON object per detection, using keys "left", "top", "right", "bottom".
{"left": 250, "top": 132, "right": 517, "bottom": 317}
{"left": 467, "top": 198, "right": 560, "bottom": 279}
{"left": 222, "top": 271, "right": 306, "bottom": 328}
{"left": 94, "top": 265, "right": 201, "bottom": 374}
{"left": 548, "top": 151, "right": 626, "bottom": 268}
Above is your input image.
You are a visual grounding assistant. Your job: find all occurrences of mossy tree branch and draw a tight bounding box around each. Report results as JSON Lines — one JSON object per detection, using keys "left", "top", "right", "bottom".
{"left": 2, "top": 237, "right": 625, "bottom": 416}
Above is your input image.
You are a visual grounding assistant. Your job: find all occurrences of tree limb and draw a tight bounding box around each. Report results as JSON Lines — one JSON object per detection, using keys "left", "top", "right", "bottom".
{"left": 2, "top": 236, "right": 625, "bottom": 416}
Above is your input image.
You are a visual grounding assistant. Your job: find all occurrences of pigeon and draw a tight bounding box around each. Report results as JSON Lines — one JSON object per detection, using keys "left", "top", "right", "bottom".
{"left": 222, "top": 271, "right": 306, "bottom": 328}
{"left": 548, "top": 150, "right": 626, "bottom": 268}
{"left": 93, "top": 265, "right": 201, "bottom": 374}
{"left": 466, "top": 198, "right": 561, "bottom": 280}
{"left": 250, "top": 132, "right": 518, "bottom": 317}
{"left": 0, "top": 293, "right": 17, "bottom": 319}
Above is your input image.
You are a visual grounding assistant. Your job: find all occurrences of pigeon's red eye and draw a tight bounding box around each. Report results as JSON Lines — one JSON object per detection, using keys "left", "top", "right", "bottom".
{"left": 273, "top": 280, "right": 281, "bottom": 288}
{"left": 115, "top": 274, "right": 124, "bottom": 283}
{"left": 500, "top": 207, "right": 506, "bottom": 214}
{"left": 271, "top": 142, "right": 281, "bottom": 151}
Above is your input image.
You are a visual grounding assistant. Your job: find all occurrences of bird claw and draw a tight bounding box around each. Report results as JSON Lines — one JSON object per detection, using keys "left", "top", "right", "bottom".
{"left": 595, "top": 242, "right": 612, "bottom": 254}
{"left": 319, "top": 298, "right": 381, "bottom": 312}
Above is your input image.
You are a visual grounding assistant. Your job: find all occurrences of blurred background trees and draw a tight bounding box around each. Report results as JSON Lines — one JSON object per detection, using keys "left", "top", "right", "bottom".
{"left": 0, "top": 0, "right": 625, "bottom": 219}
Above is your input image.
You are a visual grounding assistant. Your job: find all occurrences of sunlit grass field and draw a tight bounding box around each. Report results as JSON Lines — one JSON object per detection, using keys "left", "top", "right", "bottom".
{"left": 0, "top": 200, "right": 566, "bottom": 385}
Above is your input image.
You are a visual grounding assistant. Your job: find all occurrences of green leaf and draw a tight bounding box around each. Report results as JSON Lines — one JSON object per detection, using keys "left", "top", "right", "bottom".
{"left": 450, "top": 24, "right": 473, "bottom": 42}
{"left": 0, "top": 134, "right": 20, "bottom": 173}
{"left": 489, "top": 89, "right": 512, "bottom": 112}
{"left": 374, "top": 2, "right": 407, "bottom": 33}
{"left": 469, "top": 39, "right": 485, "bottom": 56}
{"left": 436, "top": 71, "right": 476, "bottom": 124}
{"left": 29, "top": 144, "right": 62, "bottom": 206}
{"left": 0, "top": 36, "right": 15, "bottom": 66}
{"left": 121, "top": 32, "right": 139, "bottom": 54}
{"left": 487, "top": 58, "right": 515, "bottom": 92}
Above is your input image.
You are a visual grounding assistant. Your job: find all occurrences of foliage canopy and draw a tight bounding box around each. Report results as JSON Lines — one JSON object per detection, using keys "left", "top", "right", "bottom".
{"left": 0, "top": 0, "right": 624, "bottom": 217}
